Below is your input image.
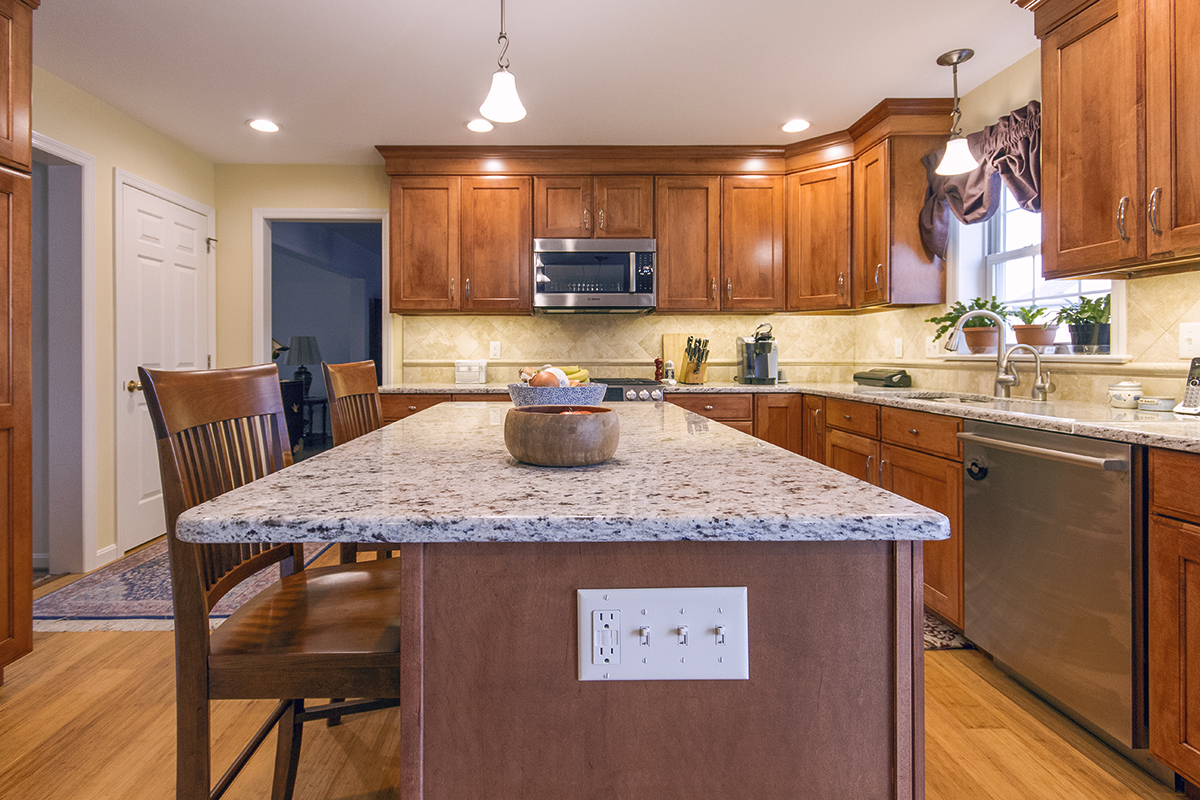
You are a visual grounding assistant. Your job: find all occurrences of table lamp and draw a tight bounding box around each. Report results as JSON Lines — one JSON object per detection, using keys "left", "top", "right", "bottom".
{"left": 286, "top": 336, "right": 321, "bottom": 397}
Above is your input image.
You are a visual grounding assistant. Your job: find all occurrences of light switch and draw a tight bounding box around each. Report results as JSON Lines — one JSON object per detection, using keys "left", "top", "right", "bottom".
{"left": 1181, "top": 323, "right": 1200, "bottom": 359}
{"left": 577, "top": 587, "right": 749, "bottom": 681}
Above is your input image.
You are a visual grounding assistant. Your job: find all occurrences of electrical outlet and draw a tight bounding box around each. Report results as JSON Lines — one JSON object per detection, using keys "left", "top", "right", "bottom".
{"left": 893, "top": 337, "right": 904, "bottom": 358}
{"left": 925, "top": 336, "right": 940, "bottom": 358}
{"left": 489, "top": 341, "right": 501, "bottom": 359}
{"left": 1181, "top": 323, "right": 1200, "bottom": 359}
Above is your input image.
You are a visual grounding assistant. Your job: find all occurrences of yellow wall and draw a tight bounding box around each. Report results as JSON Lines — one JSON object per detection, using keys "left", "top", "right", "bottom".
{"left": 32, "top": 66, "right": 216, "bottom": 557}
{"left": 212, "top": 165, "right": 390, "bottom": 366}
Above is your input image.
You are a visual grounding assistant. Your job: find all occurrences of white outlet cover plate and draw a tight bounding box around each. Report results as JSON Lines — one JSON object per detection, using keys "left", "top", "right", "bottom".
{"left": 1181, "top": 322, "right": 1200, "bottom": 359}
{"left": 577, "top": 587, "right": 749, "bottom": 681}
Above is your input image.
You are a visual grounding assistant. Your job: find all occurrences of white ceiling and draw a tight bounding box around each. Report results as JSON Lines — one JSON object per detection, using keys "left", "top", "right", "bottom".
{"left": 32, "top": 0, "right": 1038, "bottom": 166}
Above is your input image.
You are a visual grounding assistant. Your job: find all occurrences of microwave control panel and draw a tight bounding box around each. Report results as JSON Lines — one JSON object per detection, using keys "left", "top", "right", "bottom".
{"left": 635, "top": 253, "right": 655, "bottom": 293}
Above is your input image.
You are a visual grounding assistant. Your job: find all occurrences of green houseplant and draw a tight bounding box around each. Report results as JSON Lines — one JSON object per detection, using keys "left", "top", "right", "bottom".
{"left": 1012, "top": 305, "right": 1059, "bottom": 351}
{"left": 925, "top": 297, "right": 1010, "bottom": 354}
{"left": 1055, "top": 294, "right": 1111, "bottom": 354}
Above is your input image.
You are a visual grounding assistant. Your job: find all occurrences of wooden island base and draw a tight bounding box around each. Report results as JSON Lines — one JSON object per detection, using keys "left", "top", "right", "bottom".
{"left": 399, "top": 539, "right": 924, "bottom": 800}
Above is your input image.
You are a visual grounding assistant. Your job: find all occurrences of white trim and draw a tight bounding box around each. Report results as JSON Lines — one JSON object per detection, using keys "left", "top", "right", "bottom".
{"left": 251, "top": 209, "right": 391, "bottom": 383}
{"left": 31, "top": 132, "right": 105, "bottom": 573}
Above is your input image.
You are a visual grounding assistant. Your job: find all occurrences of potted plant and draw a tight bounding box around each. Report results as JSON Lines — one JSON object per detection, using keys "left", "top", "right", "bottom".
{"left": 1055, "top": 294, "right": 1111, "bottom": 354}
{"left": 1012, "top": 306, "right": 1060, "bottom": 351}
{"left": 926, "top": 297, "right": 1009, "bottom": 354}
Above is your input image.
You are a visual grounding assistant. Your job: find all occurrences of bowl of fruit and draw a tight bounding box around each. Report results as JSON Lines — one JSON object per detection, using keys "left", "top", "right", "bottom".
{"left": 503, "top": 405, "right": 619, "bottom": 467}
{"left": 508, "top": 365, "right": 606, "bottom": 407}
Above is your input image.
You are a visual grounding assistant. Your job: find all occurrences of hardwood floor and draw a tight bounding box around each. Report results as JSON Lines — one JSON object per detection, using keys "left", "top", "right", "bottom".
{"left": 0, "top": 597, "right": 1182, "bottom": 798}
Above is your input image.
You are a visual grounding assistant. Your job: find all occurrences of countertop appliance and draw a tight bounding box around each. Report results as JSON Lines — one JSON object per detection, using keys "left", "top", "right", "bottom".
{"left": 533, "top": 238, "right": 656, "bottom": 313}
{"left": 594, "top": 378, "right": 664, "bottom": 402}
{"left": 961, "top": 420, "right": 1156, "bottom": 772}
{"left": 735, "top": 323, "right": 779, "bottom": 385}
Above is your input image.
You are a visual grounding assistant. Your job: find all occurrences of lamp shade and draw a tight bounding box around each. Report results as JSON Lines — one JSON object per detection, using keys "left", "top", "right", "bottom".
{"left": 936, "top": 137, "right": 979, "bottom": 176}
{"left": 480, "top": 68, "right": 526, "bottom": 123}
{"left": 285, "top": 336, "right": 322, "bottom": 366}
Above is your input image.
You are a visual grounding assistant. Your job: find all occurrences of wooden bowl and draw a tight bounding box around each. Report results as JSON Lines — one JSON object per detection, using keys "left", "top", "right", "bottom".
{"left": 503, "top": 405, "right": 619, "bottom": 467}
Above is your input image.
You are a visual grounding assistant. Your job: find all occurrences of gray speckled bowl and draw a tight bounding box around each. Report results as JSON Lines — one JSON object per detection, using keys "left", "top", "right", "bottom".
{"left": 508, "top": 382, "right": 606, "bottom": 407}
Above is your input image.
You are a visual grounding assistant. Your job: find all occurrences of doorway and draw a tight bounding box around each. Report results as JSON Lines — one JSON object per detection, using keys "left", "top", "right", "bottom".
{"left": 270, "top": 220, "right": 384, "bottom": 460}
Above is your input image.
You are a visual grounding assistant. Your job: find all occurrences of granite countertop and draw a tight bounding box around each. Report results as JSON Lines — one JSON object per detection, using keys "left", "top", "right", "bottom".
{"left": 177, "top": 402, "right": 949, "bottom": 546}
{"left": 381, "top": 381, "right": 1200, "bottom": 453}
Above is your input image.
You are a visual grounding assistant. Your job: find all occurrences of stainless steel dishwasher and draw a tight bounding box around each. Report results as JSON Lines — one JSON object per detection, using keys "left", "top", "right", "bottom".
{"left": 961, "top": 420, "right": 1147, "bottom": 755}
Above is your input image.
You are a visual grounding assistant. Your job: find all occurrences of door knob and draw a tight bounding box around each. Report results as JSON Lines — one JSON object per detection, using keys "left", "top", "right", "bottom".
{"left": 126, "top": 379, "right": 142, "bottom": 393}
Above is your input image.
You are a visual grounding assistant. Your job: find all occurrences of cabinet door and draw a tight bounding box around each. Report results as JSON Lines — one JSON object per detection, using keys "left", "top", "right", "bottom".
{"left": 1149, "top": 514, "right": 1200, "bottom": 785}
{"left": 655, "top": 176, "right": 720, "bottom": 311}
{"left": 533, "top": 177, "right": 591, "bottom": 238}
{"left": 752, "top": 394, "right": 803, "bottom": 454}
{"left": 721, "top": 176, "right": 785, "bottom": 310}
{"left": 787, "top": 164, "right": 852, "bottom": 311}
{"left": 0, "top": 1, "right": 31, "bottom": 173}
{"left": 825, "top": 428, "right": 880, "bottom": 486}
{"left": 1041, "top": 0, "right": 1142, "bottom": 277}
{"left": 854, "top": 140, "right": 890, "bottom": 307}
{"left": 461, "top": 176, "right": 531, "bottom": 312}
{"left": 801, "top": 394, "right": 825, "bottom": 464}
{"left": 390, "top": 176, "right": 460, "bottom": 312}
{"left": 594, "top": 176, "right": 654, "bottom": 238}
{"left": 1146, "top": 0, "right": 1200, "bottom": 259}
{"left": 0, "top": 168, "right": 31, "bottom": 679}
{"left": 883, "top": 444, "right": 963, "bottom": 628}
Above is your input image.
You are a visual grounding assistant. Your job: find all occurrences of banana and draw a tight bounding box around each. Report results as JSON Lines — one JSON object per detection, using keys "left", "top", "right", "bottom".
{"left": 569, "top": 368, "right": 589, "bottom": 383}
{"left": 560, "top": 365, "right": 582, "bottom": 375}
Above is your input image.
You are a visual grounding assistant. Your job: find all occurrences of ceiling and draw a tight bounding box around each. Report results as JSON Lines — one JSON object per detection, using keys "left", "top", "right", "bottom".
{"left": 32, "top": 1, "right": 1038, "bottom": 166}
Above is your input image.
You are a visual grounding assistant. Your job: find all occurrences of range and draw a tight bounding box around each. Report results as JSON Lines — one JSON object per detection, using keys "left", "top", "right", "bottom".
{"left": 594, "top": 378, "right": 665, "bottom": 402}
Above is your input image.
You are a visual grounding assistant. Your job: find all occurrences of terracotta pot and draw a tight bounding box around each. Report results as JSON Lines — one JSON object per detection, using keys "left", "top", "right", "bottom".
{"left": 504, "top": 405, "right": 619, "bottom": 467}
{"left": 1013, "top": 324, "right": 1059, "bottom": 351}
{"left": 961, "top": 326, "right": 999, "bottom": 354}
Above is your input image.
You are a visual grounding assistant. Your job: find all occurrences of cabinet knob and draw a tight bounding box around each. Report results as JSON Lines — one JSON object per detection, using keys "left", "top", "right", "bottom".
{"left": 843, "top": 414, "right": 851, "bottom": 420}
{"left": 408, "top": 405, "right": 417, "bottom": 411}
{"left": 908, "top": 428, "right": 919, "bottom": 436}
{"left": 126, "top": 379, "right": 142, "bottom": 393}
{"left": 704, "top": 405, "right": 715, "bottom": 411}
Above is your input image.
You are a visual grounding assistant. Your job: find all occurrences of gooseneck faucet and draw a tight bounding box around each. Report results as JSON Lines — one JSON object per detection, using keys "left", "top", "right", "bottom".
{"left": 944, "top": 309, "right": 1055, "bottom": 400}
{"left": 1002, "top": 343, "right": 1055, "bottom": 401}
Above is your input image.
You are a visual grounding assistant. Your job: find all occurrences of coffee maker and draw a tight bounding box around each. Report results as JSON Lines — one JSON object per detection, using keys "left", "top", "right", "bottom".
{"left": 736, "top": 322, "right": 779, "bottom": 385}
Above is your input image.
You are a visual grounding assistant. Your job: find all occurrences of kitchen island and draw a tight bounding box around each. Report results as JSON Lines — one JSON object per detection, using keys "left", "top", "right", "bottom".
{"left": 179, "top": 401, "right": 948, "bottom": 800}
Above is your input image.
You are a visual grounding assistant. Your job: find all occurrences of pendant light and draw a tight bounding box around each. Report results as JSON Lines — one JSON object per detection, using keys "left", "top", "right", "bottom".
{"left": 935, "top": 49, "right": 978, "bottom": 176}
{"left": 480, "top": 0, "right": 526, "bottom": 123}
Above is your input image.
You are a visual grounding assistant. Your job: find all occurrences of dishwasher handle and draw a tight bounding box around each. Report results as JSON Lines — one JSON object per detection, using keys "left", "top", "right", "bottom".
{"left": 956, "top": 431, "right": 1129, "bottom": 472}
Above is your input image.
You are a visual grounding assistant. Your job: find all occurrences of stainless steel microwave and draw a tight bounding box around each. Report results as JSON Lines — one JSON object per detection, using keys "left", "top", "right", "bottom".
{"left": 532, "top": 238, "right": 656, "bottom": 313}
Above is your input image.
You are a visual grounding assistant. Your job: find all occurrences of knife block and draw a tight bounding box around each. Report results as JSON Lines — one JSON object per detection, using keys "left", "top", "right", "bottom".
{"left": 679, "top": 361, "right": 707, "bottom": 385}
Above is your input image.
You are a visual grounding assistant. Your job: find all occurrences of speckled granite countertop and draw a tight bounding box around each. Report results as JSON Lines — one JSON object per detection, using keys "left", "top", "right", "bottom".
{"left": 177, "top": 402, "right": 949, "bottom": 546}
{"left": 380, "top": 381, "right": 1200, "bottom": 453}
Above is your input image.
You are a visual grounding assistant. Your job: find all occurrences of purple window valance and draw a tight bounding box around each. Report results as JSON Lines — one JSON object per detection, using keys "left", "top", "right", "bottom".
{"left": 919, "top": 100, "right": 1041, "bottom": 259}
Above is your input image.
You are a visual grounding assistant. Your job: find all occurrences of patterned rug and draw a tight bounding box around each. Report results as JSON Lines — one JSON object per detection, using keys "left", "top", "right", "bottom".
{"left": 32, "top": 541, "right": 330, "bottom": 632}
{"left": 923, "top": 614, "right": 973, "bottom": 650}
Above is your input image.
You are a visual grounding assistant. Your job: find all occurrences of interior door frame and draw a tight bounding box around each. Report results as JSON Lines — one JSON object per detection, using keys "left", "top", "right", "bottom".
{"left": 31, "top": 132, "right": 103, "bottom": 573}
{"left": 252, "top": 209, "right": 391, "bottom": 382}
{"left": 114, "top": 169, "right": 216, "bottom": 556}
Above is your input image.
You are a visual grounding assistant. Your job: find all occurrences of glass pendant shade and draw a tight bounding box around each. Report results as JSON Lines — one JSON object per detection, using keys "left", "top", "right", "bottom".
{"left": 936, "top": 136, "right": 978, "bottom": 176}
{"left": 480, "top": 69, "right": 526, "bottom": 123}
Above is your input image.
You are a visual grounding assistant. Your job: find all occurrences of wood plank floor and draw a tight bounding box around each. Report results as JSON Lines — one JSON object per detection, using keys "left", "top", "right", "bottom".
{"left": 1, "top": 610, "right": 1182, "bottom": 798}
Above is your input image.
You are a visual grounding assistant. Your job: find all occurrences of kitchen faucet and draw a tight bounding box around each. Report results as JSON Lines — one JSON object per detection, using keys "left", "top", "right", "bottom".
{"left": 944, "top": 310, "right": 1055, "bottom": 400}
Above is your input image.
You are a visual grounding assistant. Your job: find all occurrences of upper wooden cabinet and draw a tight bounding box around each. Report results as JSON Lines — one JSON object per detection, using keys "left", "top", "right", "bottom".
{"left": 0, "top": 0, "right": 32, "bottom": 172}
{"left": 853, "top": 136, "right": 945, "bottom": 308}
{"left": 788, "top": 164, "right": 852, "bottom": 311}
{"left": 721, "top": 176, "right": 786, "bottom": 311}
{"left": 1039, "top": 0, "right": 1200, "bottom": 277}
{"left": 533, "top": 176, "right": 653, "bottom": 239}
{"left": 389, "top": 175, "right": 531, "bottom": 314}
{"left": 655, "top": 176, "right": 721, "bottom": 311}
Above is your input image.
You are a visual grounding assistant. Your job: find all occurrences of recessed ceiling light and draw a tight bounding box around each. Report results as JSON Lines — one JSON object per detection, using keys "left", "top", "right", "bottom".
{"left": 247, "top": 119, "right": 279, "bottom": 133}
{"left": 467, "top": 119, "right": 494, "bottom": 133}
{"left": 780, "top": 119, "right": 811, "bottom": 134}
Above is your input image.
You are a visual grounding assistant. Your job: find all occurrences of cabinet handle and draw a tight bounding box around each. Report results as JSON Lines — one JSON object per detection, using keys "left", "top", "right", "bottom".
{"left": 814, "top": 408, "right": 822, "bottom": 428}
{"left": 908, "top": 428, "right": 919, "bottom": 436}
{"left": 874, "top": 264, "right": 882, "bottom": 289}
{"left": 1117, "top": 196, "right": 1130, "bottom": 242}
{"left": 866, "top": 454, "right": 874, "bottom": 481}
{"left": 408, "top": 405, "right": 417, "bottom": 412}
{"left": 1149, "top": 187, "right": 1163, "bottom": 236}
{"left": 450, "top": 277, "right": 455, "bottom": 300}
{"left": 583, "top": 208, "right": 590, "bottom": 231}
{"left": 711, "top": 277, "right": 718, "bottom": 301}
{"left": 704, "top": 405, "right": 715, "bottom": 411}
{"left": 599, "top": 208, "right": 605, "bottom": 230}
{"left": 837, "top": 272, "right": 845, "bottom": 297}
{"left": 726, "top": 278, "right": 733, "bottom": 300}
{"left": 465, "top": 278, "right": 471, "bottom": 301}
{"left": 843, "top": 414, "right": 851, "bottom": 420}
{"left": 879, "top": 458, "right": 886, "bottom": 484}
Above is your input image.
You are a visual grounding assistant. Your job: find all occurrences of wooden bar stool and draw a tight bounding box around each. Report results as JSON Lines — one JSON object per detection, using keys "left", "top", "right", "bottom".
{"left": 139, "top": 364, "right": 403, "bottom": 800}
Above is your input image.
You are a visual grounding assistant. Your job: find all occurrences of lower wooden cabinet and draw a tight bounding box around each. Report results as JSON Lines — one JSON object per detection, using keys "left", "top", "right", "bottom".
{"left": 826, "top": 428, "right": 880, "bottom": 486}
{"left": 380, "top": 393, "right": 451, "bottom": 424}
{"left": 801, "top": 394, "right": 825, "bottom": 464}
{"left": 752, "top": 394, "right": 803, "bottom": 454}
{"left": 668, "top": 393, "right": 754, "bottom": 434}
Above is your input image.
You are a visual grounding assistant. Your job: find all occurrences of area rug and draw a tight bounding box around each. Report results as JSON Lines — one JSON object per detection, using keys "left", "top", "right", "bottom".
{"left": 923, "top": 613, "right": 973, "bottom": 650}
{"left": 32, "top": 541, "right": 330, "bottom": 632}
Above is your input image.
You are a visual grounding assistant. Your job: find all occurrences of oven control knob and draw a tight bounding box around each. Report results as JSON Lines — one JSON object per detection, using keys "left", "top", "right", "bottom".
{"left": 638, "top": 390, "right": 650, "bottom": 400}
{"left": 650, "top": 389, "right": 663, "bottom": 401}
{"left": 625, "top": 389, "right": 637, "bottom": 400}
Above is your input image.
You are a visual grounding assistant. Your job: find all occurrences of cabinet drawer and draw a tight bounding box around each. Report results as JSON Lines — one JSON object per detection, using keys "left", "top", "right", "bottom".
{"left": 1150, "top": 448, "right": 1200, "bottom": 523}
{"left": 380, "top": 393, "right": 451, "bottom": 423}
{"left": 669, "top": 393, "right": 753, "bottom": 421}
{"left": 450, "top": 393, "right": 508, "bottom": 402}
{"left": 826, "top": 398, "right": 879, "bottom": 438}
{"left": 880, "top": 407, "right": 961, "bottom": 459}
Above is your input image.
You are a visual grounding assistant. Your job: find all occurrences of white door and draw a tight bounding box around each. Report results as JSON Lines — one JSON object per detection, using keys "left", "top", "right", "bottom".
{"left": 115, "top": 176, "right": 214, "bottom": 554}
